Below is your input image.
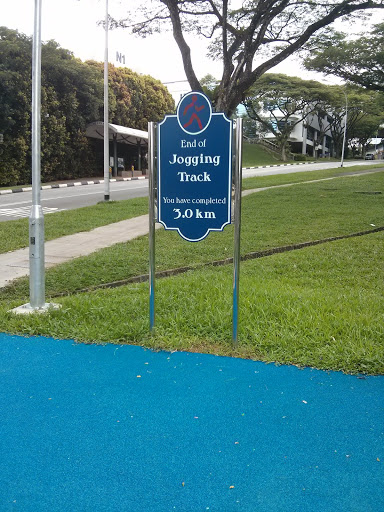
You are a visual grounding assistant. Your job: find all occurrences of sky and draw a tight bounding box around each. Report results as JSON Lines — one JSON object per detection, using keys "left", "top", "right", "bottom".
{"left": 2, "top": 0, "right": 383, "bottom": 103}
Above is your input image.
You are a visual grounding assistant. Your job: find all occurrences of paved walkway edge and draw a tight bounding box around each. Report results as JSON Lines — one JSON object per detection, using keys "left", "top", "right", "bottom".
{"left": 0, "top": 215, "right": 160, "bottom": 288}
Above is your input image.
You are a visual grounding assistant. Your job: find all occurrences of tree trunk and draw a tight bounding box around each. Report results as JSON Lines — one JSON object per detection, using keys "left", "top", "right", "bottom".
{"left": 281, "top": 144, "right": 287, "bottom": 162}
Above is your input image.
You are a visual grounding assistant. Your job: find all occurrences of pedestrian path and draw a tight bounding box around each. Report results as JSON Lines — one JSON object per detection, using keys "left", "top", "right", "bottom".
{"left": 0, "top": 214, "right": 157, "bottom": 288}
{"left": 1, "top": 332, "right": 383, "bottom": 511}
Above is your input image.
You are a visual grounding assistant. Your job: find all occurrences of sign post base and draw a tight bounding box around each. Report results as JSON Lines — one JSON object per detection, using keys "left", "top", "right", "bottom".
{"left": 9, "top": 303, "right": 62, "bottom": 315}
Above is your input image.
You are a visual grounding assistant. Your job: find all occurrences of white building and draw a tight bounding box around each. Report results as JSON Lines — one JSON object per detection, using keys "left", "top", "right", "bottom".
{"left": 262, "top": 109, "right": 336, "bottom": 157}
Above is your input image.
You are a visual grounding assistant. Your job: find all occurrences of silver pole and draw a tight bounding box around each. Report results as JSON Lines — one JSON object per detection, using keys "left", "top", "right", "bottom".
{"left": 232, "top": 118, "right": 243, "bottom": 346}
{"left": 148, "top": 122, "right": 156, "bottom": 332}
{"left": 29, "top": 0, "right": 45, "bottom": 308}
{"left": 340, "top": 91, "right": 348, "bottom": 167}
{"left": 104, "top": 0, "right": 110, "bottom": 200}
{"left": 113, "top": 134, "right": 118, "bottom": 177}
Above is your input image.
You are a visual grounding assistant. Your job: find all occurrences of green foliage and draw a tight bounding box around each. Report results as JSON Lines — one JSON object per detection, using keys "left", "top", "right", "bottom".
{"left": 0, "top": 27, "right": 174, "bottom": 186}
{"left": 200, "top": 74, "right": 220, "bottom": 105}
{"left": 0, "top": 27, "right": 32, "bottom": 185}
{"left": 118, "top": 0, "right": 384, "bottom": 116}
{"left": 242, "top": 73, "right": 384, "bottom": 159}
{"left": 243, "top": 74, "right": 331, "bottom": 160}
{"left": 304, "top": 24, "right": 384, "bottom": 93}
{"left": 322, "top": 85, "right": 384, "bottom": 157}
{"left": 86, "top": 62, "right": 174, "bottom": 129}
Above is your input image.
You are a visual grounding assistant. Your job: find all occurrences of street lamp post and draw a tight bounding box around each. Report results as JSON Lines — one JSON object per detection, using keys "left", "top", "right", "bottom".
{"left": 340, "top": 91, "right": 348, "bottom": 167}
{"left": 104, "top": 0, "right": 110, "bottom": 200}
{"left": 11, "top": 0, "right": 60, "bottom": 314}
{"left": 29, "top": 0, "right": 46, "bottom": 308}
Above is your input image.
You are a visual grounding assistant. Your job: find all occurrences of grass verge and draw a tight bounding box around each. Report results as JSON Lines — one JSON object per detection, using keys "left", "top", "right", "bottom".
{"left": 242, "top": 164, "right": 384, "bottom": 190}
{"left": 0, "top": 197, "right": 148, "bottom": 254}
{"left": 2, "top": 172, "right": 383, "bottom": 297}
{"left": 1, "top": 172, "right": 383, "bottom": 375}
{"left": 242, "top": 142, "right": 288, "bottom": 166}
{"left": 1, "top": 166, "right": 383, "bottom": 255}
{"left": 1, "top": 232, "right": 383, "bottom": 375}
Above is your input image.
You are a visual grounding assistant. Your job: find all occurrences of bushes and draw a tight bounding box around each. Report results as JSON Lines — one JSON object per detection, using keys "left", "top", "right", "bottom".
{"left": 0, "top": 28, "right": 174, "bottom": 187}
{"left": 293, "top": 154, "right": 307, "bottom": 161}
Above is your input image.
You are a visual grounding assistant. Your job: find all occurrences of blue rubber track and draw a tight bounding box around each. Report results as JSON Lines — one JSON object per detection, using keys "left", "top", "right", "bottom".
{"left": 1, "top": 333, "right": 383, "bottom": 512}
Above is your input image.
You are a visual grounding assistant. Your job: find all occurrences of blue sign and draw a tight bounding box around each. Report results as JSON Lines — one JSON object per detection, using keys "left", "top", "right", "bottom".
{"left": 158, "top": 92, "right": 232, "bottom": 242}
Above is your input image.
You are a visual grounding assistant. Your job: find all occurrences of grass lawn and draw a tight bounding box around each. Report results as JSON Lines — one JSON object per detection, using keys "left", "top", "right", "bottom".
{"left": 242, "top": 163, "right": 384, "bottom": 190}
{"left": 0, "top": 197, "right": 148, "bottom": 254}
{"left": 1, "top": 171, "right": 383, "bottom": 375}
{"left": 242, "top": 142, "right": 287, "bottom": 166}
{"left": 1, "top": 164, "right": 383, "bottom": 255}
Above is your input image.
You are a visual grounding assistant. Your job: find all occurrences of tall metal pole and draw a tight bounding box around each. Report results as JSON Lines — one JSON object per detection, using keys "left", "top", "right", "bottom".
{"left": 232, "top": 118, "right": 243, "bottom": 346}
{"left": 148, "top": 122, "right": 156, "bottom": 332}
{"left": 10, "top": 0, "right": 59, "bottom": 314}
{"left": 104, "top": 0, "right": 110, "bottom": 200}
{"left": 340, "top": 91, "right": 348, "bottom": 167}
{"left": 29, "top": 0, "right": 45, "bottom": 308}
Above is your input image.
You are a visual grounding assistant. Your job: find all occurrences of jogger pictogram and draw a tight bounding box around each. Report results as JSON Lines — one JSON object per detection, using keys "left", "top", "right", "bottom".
{"left": 177, "top": 91, "right": 212, "bottom": 135}
{"left": 182, "top": 95, "right": 205, "bottom": 130}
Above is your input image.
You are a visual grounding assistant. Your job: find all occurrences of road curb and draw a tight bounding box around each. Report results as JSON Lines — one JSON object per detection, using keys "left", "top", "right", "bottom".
{"left": 242, "top": 161, "right": 315, "bottom": 170}
{"left": 0, "top": 163, "right": 317, "bottom": 195}
{"left": 0, "top": 175, "right": 149, "bottom": 195}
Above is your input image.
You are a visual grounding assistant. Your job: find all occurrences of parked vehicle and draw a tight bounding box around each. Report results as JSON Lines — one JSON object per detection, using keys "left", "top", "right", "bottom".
{"left": 365, "top": 153, "right": 375, "bottom": 160}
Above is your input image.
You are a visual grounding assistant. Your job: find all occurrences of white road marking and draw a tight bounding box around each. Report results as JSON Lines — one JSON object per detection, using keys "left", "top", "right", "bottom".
{"left": 0, "top": 184, "right": 149, "bottom": 207}
{"left": 0, "top": 199, "right": 32, "bottom": 207}
{"left": 0, "top": 207, "right": 63, "bottom": 218}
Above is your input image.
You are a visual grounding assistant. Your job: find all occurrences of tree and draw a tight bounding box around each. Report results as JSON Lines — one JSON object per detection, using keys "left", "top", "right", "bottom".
{"left": 86, "top": 62, "right": 175, "bottom": 128}
{"left": 200, "top": 74, "right": 220, "bottom": 103}
{"left": 303, "top": 23, "right": 384, "bottom": 92}
{"left": 349, "top": 114, "right": 383, "bottom": 156}
{"left": 113, "top": 0, "right": 384, "bottom": 116}
{"left": 0, "top": 27, "right": 32, "bottom": 185}
{"left": 0, "top": 28, "right": 104, "bottom": 184}
{"left": 316, "top": 86, "right": 384, "bottom": 157}
{"left": 0, "top": 27, "right": 174, "bottom": 186}
{"left": 40, "top": 41, "right": 104, "bottom": 181}
{"left": 242, "top": 74, "right": 330, "bottom": 160}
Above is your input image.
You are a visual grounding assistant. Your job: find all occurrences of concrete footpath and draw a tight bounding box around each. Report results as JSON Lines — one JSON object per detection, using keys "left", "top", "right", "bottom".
{"left": 0, "top": 214, "right": 159, "bottom": 288}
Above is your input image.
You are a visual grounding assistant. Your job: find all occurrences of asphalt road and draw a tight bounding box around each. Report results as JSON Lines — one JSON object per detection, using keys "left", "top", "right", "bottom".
{"left": 0, "top": 179, "right": 149, "bottom": 222}
{"left": 0, "top": 160, "right": 382, "bottom": 222}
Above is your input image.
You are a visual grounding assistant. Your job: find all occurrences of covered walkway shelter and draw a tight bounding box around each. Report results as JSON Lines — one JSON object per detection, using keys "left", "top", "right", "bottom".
{"left": 86, "top": 122, "right": 148, "bottom": 177}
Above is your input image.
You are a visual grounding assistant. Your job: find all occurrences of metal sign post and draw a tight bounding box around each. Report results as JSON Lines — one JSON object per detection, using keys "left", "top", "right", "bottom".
{"left": 232, "top": 118, "right": 243, "bottom": 346}
{"left": 148, "top": 122, "right": 157, "bottom": 332}
{"left": 149, "top": 93, "right": 242, "bottom": 344}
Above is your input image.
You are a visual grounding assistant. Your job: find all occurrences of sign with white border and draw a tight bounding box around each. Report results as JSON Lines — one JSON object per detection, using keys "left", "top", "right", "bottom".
{"left": 158, "top": 92, "right": 232, "bottom": 242}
